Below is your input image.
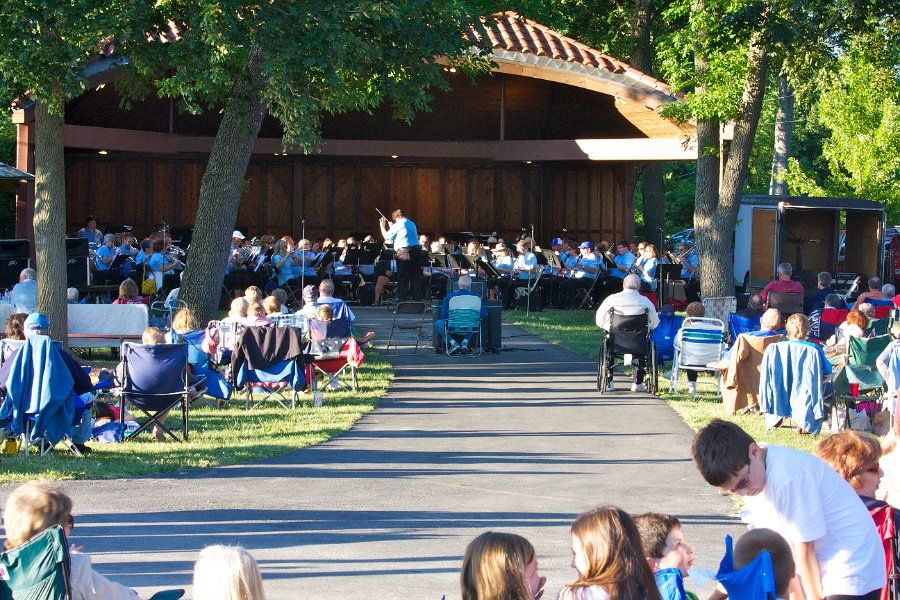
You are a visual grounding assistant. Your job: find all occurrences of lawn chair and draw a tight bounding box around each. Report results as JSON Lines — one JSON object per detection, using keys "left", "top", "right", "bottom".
{"left": 722, "top": 333, "right": 783, "bottom": 414}
{"left": 870, "top": 299, "right": 895, "bottom": 319}
{"left": 306, "top": 316, "right": 362, "bottom": 391}
{"left": 870, "top": 318, "right": 891, "bottom": 337}
{"left": 116, "top": 342, "right": 190, "bottom": 441}
{"left": 869, "top": 504, "right": 899, "bottom": 600}
{"left": 179, "top": 329, "right": 231, "bottom": 407}
{"left": 149, "top": 298, "right": 187, "bottom": 330}
{"left": 651, "top": 313, "right": 683, "bottom": 364}
{"left": 0, "top": 525, "right": 71, "bottom": 600}
{"left": 0, "top": 335, "right": 84, "bottom": 456}
{"left": 385, "top": 301, "right": 428, "bottom": 354}
{"left": 702, "top": 296, "right": 737, "bottom": 326}
{"left": 715, "top": 535, "right": 777, "bottom": 600}
{"left": 271, "top": 313, "right": 308, "bottom": 333}
{"left": 209, "top": 320, "right": 246, "bottom": 365}
{"left": 759, "top": 341, "right": 826, "bottom": 434}
{"left": 443, "top": 294, "right": 483, "bottom": 356}
{"left": 833, "top": 334, "right": 892, "bottom": 396}
{"left": 670, "top": 317, "right": 726, "bottom": 394}
{"left": 767, "top": 291, "right": 804, "bottom": 316}
{"left": 231, "top": 326, "right": 307, "bottom": 409}
{"left": 728, "top": 312, "right": 761, "bottom": 347}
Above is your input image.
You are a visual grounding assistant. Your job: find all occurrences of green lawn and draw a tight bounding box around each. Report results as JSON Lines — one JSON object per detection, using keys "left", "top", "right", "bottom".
{"left": 506, "top": 310, "right": 817, "bottom": 452}
{"left": 0, "top": 351, "right": 392, "bottom": 484}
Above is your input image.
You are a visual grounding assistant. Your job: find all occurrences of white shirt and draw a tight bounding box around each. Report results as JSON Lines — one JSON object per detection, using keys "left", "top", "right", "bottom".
{"left": 595, "top": 289, "right": 659, "bottom": 331}
{"left": 558, "top": 585, "right": 610, "bottom": 600}
{"left": 741, "top": 445, "right": 885, "bottom": 596}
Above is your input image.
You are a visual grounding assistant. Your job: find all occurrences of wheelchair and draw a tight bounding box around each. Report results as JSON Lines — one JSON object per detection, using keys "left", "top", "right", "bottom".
{"left": 597, "top": 308, "right": 658, "bottom": 394}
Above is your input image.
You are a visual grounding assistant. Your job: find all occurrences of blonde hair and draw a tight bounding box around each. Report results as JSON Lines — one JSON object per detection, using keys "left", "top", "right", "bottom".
{"left": 142, "top": 326, "right": 166, "bottom": 345}
{"left": 244, "top": 286, "right": 263, "bottom": 303}
{"left": 262, "top": 296, "right": 280, "bottom": 315}
{"left": 815, "top": 431, "right": 882, "bottom": 492}
{"left": 460, "top": 532, "right": 534, "bottom": 600}
{"left": 273, "top": 240, "right": 288, "bottom": 257}
{"left": 229, "top": 297, "right": 249, "bottom": 319}
{"left": 247, "top": 301, "right": 266, "bottom": 318}
{"left": 118, "top": 278, "right": 139, "bottom": 300}
{"left": 785, "top": 313, "right": 809, "bottom": 340}
{"left": 4, "top": 481, "right": 73, "bottom": 549}
{"left": 316, "top": 304, "right": 334, "bottom": 321}
{"left": 193, "top": 545, "right": 265, "bottom": 600}
{"left": 172, "top": 309, "right": 200, "bottom": 334}
{"left": 567, "top": 506, "right": 661, "bottom": 600}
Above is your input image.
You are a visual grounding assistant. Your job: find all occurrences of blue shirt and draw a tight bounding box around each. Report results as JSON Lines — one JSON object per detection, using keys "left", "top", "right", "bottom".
{"left": 680, "top": 253, "right": 698, "bottom": 280}
{"left": 788, "top": 339, "right": 833, "bottom": 375}
{"left": 146, "top": 252, "right": 165, "bottom": 274}
{"left": 640, "top": 257, "right": 659, "bottom": 286}
{"left": 272, "top": 254, "right": 293, "bottom": 286}
{"left": 95, "top": 245, "right": 116, "bottom": 271}
{"left": 77, "top": 228, "right": 103, "bottom": 245}
{"left": 514, "top": 252, "right": 538, "bottom": 280}
{"left": 493, "top": 255, "right": 513, "bottom": 274}
{"left": 385, "top": 217, "right": 419, "bottom": 250}
{"left": 655, "top": 568, "right": 689, "bottom": 600}
{"left": 612, "top": 251, "right": 636, "bottom": 279}
{"left": 134, "top": 249, "right": 146, "bottom": 266}
{"left": 12, "top": 279, "right": 37, "bottom": 313}
{"left": 572, "top": 253, "right": 601, "bottom": 279}
{"left": 297, "top": 250, "right": 317, "bottom": 277}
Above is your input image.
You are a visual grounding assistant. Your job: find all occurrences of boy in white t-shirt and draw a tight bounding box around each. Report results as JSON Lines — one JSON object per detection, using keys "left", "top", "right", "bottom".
{"left": 692, "top": 419, "right": 885, "bottom": 600}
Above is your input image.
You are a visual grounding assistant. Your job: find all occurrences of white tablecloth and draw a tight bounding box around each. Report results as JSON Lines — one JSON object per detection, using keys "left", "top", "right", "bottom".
{"left": 0, "top": 303, "right": 148, "bottom": 347}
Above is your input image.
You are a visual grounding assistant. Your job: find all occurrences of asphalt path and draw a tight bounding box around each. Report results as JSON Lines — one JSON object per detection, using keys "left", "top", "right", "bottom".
{"left": 5, "top": 307, "right": 741, "bottom": 599}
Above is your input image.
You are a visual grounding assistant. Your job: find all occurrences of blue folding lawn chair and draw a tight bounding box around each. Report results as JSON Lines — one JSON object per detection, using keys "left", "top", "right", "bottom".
{"left": 651, "top": 313, "right": 683, "bottom": 363}
{"left": 116, "top": 342, "right": 190, "bottom": 441}
{"left": 728, "top": 312, "right": 761, "bottom": 347}
{"left": 716, "top": 535, "right": 777, "bottom": 600}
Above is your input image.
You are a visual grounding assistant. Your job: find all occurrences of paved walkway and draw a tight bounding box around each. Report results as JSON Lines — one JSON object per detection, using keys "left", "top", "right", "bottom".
{"left": 31, "top": 308, "right": 739, "bottom": 599}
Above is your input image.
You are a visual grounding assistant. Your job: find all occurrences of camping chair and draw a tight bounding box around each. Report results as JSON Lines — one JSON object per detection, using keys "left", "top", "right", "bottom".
{"left": 0, "top": 525, "right": 71, "bottom": 600}
{"left": 651, "top": 313, "right": 683, "bottom": 364}
{"left": 715, "top": 535, "right": 778, "bottom": 600}
{"left": 0, "top": 335, "right": 84, "bottom": 457}
{"left": 443, "top": 294, "right": 483, "bottom": 357}
{"left": 702, "top": 296, "right": 737, "bottom": 326}
{"left": 271, "top": 313, "right": 308, "bottom": 333}
{"left": 597, "top": 308, "right": 658, "bottom": 394}
{"left": 178, "top": 329, "right": 231, "bottom": 408}
{"left": 232, "top": 326, "right": 307, "bottom": 410}
{"left": 306, "top": 316, "right": 362, "bottom": 391}
{"left": 116, "top": 342, "right": 190, "bottom": 441}
{"left": 759, "top": 341, "right": 827, "bottom": 434}
{"left": 670, "top": 317, "right": 726, "bottom": 394}
{"left": 766, "top": 291, "right": 804, "bottom": 316}
{"left": 870, "top": 299, "right": 894, "bottom": 319}
{"left": 209, "top": 320, "right": 245, "bottom": 365}
{"left": 869, "top": 504, "right": 900, "bottom": 600}
{"left": 833, "top": 334, "right": 891, "bottom": 396}
{"left": 728, "top": 312, "right": 761, "bottom": 347}
{"left": 149, "top": 298, "right": 187, "bottom": 330}
{"left": 870, "top": 317, "right": 891, "bottom": 337}
{"left": 722, "top": 333, "right": 784, "bottom": 415}
{"left": 385, "top": 301, "right": 428, "bottom": 355}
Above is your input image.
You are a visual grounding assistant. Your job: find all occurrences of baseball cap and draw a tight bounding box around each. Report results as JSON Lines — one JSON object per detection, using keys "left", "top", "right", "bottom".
{"left": 579, "top": 241, "right": 594, "bottom": 250}
{"left": 551, "top": 237, "right": 563, "bottom": 247}
{"left": 232, "top": 230, "right": 246, "bottom": 240}
{"left": 23, "top": 312, "right": 50, "bottom": 333}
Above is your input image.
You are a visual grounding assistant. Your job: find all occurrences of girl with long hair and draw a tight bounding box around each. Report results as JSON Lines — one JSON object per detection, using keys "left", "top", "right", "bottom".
{"left": 461, "top": 531, "right": 546, "bottom": 600}
{"left": 560, "top": 506, "right": 662, "bottom": 600}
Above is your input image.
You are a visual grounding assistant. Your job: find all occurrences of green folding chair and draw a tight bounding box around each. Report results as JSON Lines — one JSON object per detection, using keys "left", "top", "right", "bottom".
{"left": 869, "top": 317, "right": 890, "bottom": 337}
{"left": 833, "top": 334, "right": 891, "bottom": 394}
{"left": 0, "top": 526, "right": 71, "bottom": 600}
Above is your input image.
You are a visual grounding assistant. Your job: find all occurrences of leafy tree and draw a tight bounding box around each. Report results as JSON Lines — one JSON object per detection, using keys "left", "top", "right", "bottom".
{"left": 125, "top": 0, "right": 501, "bottom": 323}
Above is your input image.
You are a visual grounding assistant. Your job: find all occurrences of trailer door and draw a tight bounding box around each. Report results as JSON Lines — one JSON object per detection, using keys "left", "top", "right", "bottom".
{"left": 844, "top": 210, "right": 885, "bottom": 279}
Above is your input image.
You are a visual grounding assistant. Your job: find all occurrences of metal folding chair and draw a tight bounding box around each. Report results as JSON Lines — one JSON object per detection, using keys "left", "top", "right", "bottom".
{"left": 385, "top": 301, "right": 428, "bottom": 354}
{"left": 670, "top": 317, "right": 726, "bottom": 394}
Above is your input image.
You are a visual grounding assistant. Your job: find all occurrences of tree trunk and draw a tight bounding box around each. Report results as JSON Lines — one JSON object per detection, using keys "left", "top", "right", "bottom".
{"left": 632, "top": 0, "right": 666, "bottom": 244}
{"left": 33, "top": 102, "right": 68, "bottom": 343}
{"left": 707, "top": 35, "right": 770, "bottom": 296}
{"left": 769, "top": 74, "right": 793, "bottom": 195}
{"left": 179, "top": 47, "right": 267, "bottom": 325}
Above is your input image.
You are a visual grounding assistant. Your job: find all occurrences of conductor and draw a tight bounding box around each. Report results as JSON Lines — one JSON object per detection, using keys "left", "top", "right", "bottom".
{"left": 380, "top": 209, "right": 423, "bottom": 301}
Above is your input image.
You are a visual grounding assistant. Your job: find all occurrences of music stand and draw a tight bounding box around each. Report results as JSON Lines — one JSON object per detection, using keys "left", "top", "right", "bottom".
{"left": 110, "top": 253, "right": 130, "bottom": 270}
{"left": 542, "top": 250, "right": 562, "bottom": 270}
{"left": 429, "top": 253, "right": 449, "bottom": 268}
{"left": 476, "top": 259, "right": 502, "bottom": 279}
{"left": 658, "top": 263, "right": 683, "bottom": 307}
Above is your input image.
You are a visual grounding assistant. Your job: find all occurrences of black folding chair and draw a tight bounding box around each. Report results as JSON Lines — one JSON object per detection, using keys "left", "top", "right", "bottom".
{"left": 597, "top": 308, "right": 658, "bottom": 394}
{"left": 116, "top": 342, "right": 190, "bottom": 441}
{"left": 385, "top": 301, "right": 428, "bottom": 354}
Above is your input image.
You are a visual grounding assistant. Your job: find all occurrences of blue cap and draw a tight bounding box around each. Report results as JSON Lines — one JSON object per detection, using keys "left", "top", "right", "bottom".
{"left": 551, "top": 237, "right": 563, "bottom": 247}
{"left": 579, "top": 241, "right": 594, "bottom": 250}
{"left": 23, "top": 312, "right": 50, "bottom": 332}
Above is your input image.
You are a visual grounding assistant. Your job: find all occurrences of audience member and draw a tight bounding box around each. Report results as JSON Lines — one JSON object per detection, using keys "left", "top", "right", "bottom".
{"left": 317, "top": 279, "right": 354, "bottom": 321}
{"left": 692, "top": 419, "right": 885, "bottom": 600}
{"left": 296, "top": 285, "right": 319, "bottom": 319}
{"left": 595, "top": 274, "right": 659, "bottom": 393}
{"left": 735, "top": 295, "right": 764, "bottom": 320}
{"left": 855, "top": 277, "right": 884, "bottom": 306}
{"left": 824, "top": 309, "right": 868, "bottom": 360}
{"left": 435, "top": 275, "right": 487, "bottom": 354}
{"left": 460, "top": 531, "right": 545, "bottom": 600}
{"left": 732, "top": 529, "right": 796, "bottom": 600}
{"left": 244, "top": 286, "right": 263, "bottom": 304}
{"left": 673, "top": 302, "right": 706, "bottom": 394}
{"left": 3, "top": 481, "right": 139, "bottom": 599}
{"left": 11, "top": 268, "right": 37, "bottom": 313}
{"left": 760, "top": 263, "right": 803, "bottom": 304}
{"left": 112, "top": 278, "right": 146, "bottom": 305}
{"left": 225, "top": 298, "right": 249, "bottom": 324}
{"left": 193, "top": 544, "right": 265, "bottom": 600}
{"left": 559, "top": 506, "right": 662, "bottom": 600}
{"left": 883, "top": 284, "right": 896, "bottom": 300}
{"left": 815, "top": 431, "right": 886, "bottom": 507}
{"left": 633, "top": 513, "right": 696, "bottom": 600}
{"left": 272, "top": 288, "right": 290, "bottom": 313}
{"left": 262, "top": 296, "right": 281, "bottom": 316}
{"left": 67, "top": 287, "right": 80, "bottom": 303}
{"left": 784, "top": 313, "right": 833, "bottom": 379}
{"left": 246, "top": 301, "right": 272, "bottom": 326}
{"left": 806, "top": 272, "right": 836, "bottom": 313}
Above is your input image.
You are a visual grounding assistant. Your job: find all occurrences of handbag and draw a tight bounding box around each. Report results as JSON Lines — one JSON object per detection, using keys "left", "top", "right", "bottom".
{"left": 141, "top": 264, "right": 157, "bottom": 296}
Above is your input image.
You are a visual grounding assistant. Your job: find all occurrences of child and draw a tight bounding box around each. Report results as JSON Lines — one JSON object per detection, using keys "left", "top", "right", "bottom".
{"left": 460, "top": 531, "right": 545, "bottom": 600}
{"left": 225, "top": 297, "right": 249, "bottom": 324}
{"left": 560, "top": 506, "right": 661, "bottom": 600}
{"left": 692, "top": 419, "right": 884, "bottom": 600}
{"left": 633, "top": 513, "right": 696, "bottom": 600}
{"left": 733, "top": 529, "right": 796, "bottom": 600}
{"left": 193, "top": 544, "right": 265, "bottom": 600}
{"left": 245, "top": 301, "right": 272, "bottom": 326}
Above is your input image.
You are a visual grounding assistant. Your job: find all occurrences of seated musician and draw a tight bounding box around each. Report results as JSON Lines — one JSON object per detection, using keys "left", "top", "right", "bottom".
{"left": 94, "top": 233, "right": 119, "bottom": 283}
{"left": 226, "top": 231, "right": 247, "bottom": 273}
{"left": 76, "top": 215, "right": 104, "bottom": 245}
{"left": 295, "top": 238, "right": 321, "bottom": 288}
{"left": 145, "top": 238, "right": 181, "bottom": 292}
{"left": 610, "top": 240, "right": 637, "bottom": 280}
{"left": 631, "top": 243, "right": 660, "bottom": 292}
{"left": 492, "top": 244, "right": 513, "bottom": 275}
{"left": 854, "top": 276, "right": 884, "bottom": 306}
{"left": 271, "top": 240, "right": 295, "bottom": 287}
{"left": 760, "top": 262, "right": 803, "bottom": 305}
{"left": 331, "top": 246, "right": 358, "bottom": 294}
{"left": 372, "top": 254, "right": 395, "bottom": 307}
{"left": 560, "top": 242, "right": 603, "bottom": 309}
{"left": 498, "top": 240, "right": 539, "bottom": 309}
{"left": 434, "top": 275, "right": 487, "bottom": 354}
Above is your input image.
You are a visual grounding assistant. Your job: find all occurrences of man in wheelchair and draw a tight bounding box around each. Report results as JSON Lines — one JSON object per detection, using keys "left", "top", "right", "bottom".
{"left": 595, "top": 274, "right": 660, "bottom": 393}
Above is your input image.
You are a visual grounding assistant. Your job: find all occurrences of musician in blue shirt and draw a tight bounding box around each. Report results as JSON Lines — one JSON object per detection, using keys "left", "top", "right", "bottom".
{"left": 611, "top": 241, "right": 637, "bottom": 280}
{"left": 380, "top": 209, "right": 423, "bottom": 301}
{"left": 676, "top": 243, "right": 700, "bottom": 302}
{"left": 560, "top": 241, "right": 604, "bottom": 308}
{"left": 76, "top": 215, "right": 103, "bottom": 245}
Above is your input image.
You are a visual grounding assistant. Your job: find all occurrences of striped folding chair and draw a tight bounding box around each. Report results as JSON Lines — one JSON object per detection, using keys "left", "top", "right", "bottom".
{"left": 670, "top": 317, "right": 726, "bottom": 393}
{"left": 444, "top": 294, "right": 483, "bottom": 356}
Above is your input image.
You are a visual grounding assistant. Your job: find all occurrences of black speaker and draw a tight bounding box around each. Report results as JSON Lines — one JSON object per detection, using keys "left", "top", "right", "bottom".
{"left": 484, "top": 299, "right": 502, "bottom": 353}
{"left": 0, "top": 240, "right": 30, "bottom": 290}
{"left": 66, "top": 238, "right": 89, "bottom": 289}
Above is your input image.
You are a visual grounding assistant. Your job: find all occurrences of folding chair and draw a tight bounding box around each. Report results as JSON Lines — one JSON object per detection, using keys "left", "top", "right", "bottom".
{"left": 721, "top": 333, "right": 783, "bottom": 414}
{"left": 869, "top": 504, "right": 900, "bottom": 600}
{"left": 178, "top": 329, "right": 231, "bottom": 407}
{"left": 209, "top": 320, "right": 246, "bottom": 365}
{"left": 759, "top": 341, "right": 827, "bottom": 434}
{"left": 651, "top": 313, "right": 683, "bottom": 364}
{"left": 149, "top": 298, "right": 188, "bottom": 330}
{"left": 443, "top": 295, "right": 483, "bottom": 356}
{"left": 670, "top": 317, "right": 726, "bottom": 394}
{"left": 576, "top": 276, "right": 601, "bottom": 309}
{"left": 116, "top": 342, "right": 190, "bottom": 441}
{"left": 0, "top": 525, "right": 71, "bottom": 600}
{"left": 385, "top": 301, "right": 428, "bottom": 354}
{"left": 715, "top": 535, "right": 777, "bottom": 600}
{"left": 271, "top": 313, "right": 308, "bottom": 333}
{"left": 870, "top": 299, "right": 894, "bottom": 319}
{"left": 728, "top": 312, "right": 761, "bottom": 347}
{"left": 766, "top": 291, "right": 804, "bottom": 316}
{"left": 306, "top": 317, "right": 362, "bottom": 391}
{"left": 833, "top": 334, "right": 891, "bottom": 396}
{"left": 232, "top": 327, "right": 307, "bottom": 410}
{"left": 702, "top": 296, "right": 737, "bottom": 326}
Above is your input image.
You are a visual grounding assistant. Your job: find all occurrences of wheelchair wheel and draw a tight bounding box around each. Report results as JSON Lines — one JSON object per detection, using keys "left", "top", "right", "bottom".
{"left": 648, "top": 343, "right": 658, "bottom": 395}
{"left": 597, "top": 340, "right": 608, "bottom": 393}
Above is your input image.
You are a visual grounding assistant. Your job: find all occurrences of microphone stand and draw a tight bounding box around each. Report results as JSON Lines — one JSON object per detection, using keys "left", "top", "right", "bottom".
{"left": 526, "top": 223, "right": 536, "bottom": 317}
{"left": 300, "top": 219, "right": 306, "bottom": 294}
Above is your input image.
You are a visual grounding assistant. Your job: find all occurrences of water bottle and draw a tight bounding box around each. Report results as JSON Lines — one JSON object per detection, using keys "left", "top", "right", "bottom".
{"left": 688, "top": 566, "right": 717, "bottom": 588}
{"left": 313, "top": 391, "right": 324, "bottom": 407}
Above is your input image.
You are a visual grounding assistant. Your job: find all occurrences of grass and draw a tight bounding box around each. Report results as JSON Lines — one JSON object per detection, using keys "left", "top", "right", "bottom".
{"left": 0, "top": 350, "right": 392, "bottom": 484}
{"left": 506, "top": 310, "right": 818, "bottom": 453}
